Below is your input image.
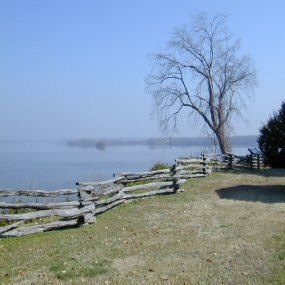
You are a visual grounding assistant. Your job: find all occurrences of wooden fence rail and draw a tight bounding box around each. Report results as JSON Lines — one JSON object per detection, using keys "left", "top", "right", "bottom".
{"left": 0, "top": 150, "right": 262, "bottom": 237}
{"left": 225, "top": 148, "right": 264, "bottom": 170}
{"left": 0, "top": 159, "right": 209, "bottom": 237}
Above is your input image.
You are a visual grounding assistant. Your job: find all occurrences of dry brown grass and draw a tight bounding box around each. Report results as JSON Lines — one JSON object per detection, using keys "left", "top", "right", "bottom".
{"left": 0, "top": 169, "right": 284, "bottom": 284}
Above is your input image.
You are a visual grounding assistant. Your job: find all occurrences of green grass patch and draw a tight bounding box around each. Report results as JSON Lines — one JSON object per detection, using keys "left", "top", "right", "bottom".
{"left": 266, "top": 231, "right": 285, "bottom": 284}
{"left": 149, "top": 162, "right": 170, "bottom": 171}
{"left": 49, "top": 260, "right": 109, "bottom": 280}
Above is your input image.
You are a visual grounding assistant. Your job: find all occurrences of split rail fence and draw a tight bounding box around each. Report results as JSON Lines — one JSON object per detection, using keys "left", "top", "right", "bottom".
{"left": 226, "top": 148, "right": 264, "bottom": 170}
{"left": 0, "top": 150, "right": 263, "bottom": 237}
{"left": 0, "top": 160, "right": 210, "bottom": 237}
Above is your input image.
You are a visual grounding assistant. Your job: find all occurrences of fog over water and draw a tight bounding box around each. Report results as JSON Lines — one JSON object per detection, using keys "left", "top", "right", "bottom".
{"left": 0, "top": 138, "right": 257, "bottom": 190}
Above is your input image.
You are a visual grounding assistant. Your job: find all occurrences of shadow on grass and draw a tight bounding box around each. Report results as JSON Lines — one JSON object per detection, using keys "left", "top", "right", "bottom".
{"left": 228, "top": 168, "right": 285, "bottom": 178}
{"left": 216, "top": 185, "right": 285, "bottom": 203}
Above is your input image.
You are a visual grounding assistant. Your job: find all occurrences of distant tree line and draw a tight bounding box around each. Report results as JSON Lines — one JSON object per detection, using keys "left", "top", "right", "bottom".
{"left": 66, "top": 136, "right": 257, "bottom": 149}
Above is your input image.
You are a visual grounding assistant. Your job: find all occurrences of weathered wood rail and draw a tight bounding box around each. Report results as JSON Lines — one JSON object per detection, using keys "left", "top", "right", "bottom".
{"left": 0, "top": 150, "right": 262, "bottom": 237}
{"left": 0, "top": 160, "right": 210, "bottom": 237}
{"left": 175, "top": 149, "right": 264, "bottom": 171}
{"left": 226, "top": 148, "right": 264, "bottom": 170}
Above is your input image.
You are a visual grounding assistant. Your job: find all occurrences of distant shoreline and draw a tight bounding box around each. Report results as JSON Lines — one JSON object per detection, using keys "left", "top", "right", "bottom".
{"left": 66, "top": 135, "right": 258, "bottom": 150}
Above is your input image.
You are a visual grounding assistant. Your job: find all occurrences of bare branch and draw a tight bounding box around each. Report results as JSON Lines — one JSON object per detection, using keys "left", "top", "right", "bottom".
{"left": 146, "top": 13, "right": 257, "bottom": 153}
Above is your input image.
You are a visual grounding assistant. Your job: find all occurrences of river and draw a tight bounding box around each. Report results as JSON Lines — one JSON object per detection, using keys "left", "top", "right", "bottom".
{"left": 0, "top": 140, "right": 252, "bottom": 190}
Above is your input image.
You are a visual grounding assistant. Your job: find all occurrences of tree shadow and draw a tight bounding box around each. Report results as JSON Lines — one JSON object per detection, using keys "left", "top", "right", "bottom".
{"left": 227, "top": 168, "right": 285, "bottom": 178}
{"left": 216, "top": 185, "right": 285, "bottom": 203}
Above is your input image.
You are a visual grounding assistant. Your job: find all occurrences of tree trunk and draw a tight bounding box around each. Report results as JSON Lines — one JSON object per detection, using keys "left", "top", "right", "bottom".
{"left": 215, "top": 127, "right": 230, "bottom": 154}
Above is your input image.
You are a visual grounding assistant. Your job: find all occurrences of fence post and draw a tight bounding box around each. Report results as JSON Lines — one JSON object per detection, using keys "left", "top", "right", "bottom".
{"left": 173, "top": 178, "right": 179, "bottom": 193}
{"left": 226, "top": 153, "right": 233, "bottom": 169}
{"left": 201, "top": 153, "right": 207, "bottom": 175}
{"left": 250, "top": 155, "right": 253, "bottom": 169}
{"left": 170, "top": 164, "right": 176, "bottom": 176}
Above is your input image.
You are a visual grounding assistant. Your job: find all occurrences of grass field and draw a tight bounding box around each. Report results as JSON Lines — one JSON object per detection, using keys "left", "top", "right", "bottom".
{"left": 0, "top": 169, "right": 284, "bottom": 284}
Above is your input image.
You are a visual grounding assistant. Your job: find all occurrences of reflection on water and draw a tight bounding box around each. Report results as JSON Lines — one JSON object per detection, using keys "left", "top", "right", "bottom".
{"left": 0, "top": 140, "right": 250, "bottom": 190}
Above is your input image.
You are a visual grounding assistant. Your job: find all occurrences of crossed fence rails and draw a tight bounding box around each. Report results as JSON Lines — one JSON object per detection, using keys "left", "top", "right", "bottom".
{"left": 0, "top": 150, "right": 263, "bottom": 237}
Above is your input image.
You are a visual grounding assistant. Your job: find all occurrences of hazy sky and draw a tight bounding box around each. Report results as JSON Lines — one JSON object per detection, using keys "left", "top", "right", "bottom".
{"left": 0, "top": 0, "right": 284, "bottom": 140}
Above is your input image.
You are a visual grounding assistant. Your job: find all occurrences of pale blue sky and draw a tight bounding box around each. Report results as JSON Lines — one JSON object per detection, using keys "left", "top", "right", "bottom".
{"left": 0, "top": 0, "right": 284, "bottom": 140}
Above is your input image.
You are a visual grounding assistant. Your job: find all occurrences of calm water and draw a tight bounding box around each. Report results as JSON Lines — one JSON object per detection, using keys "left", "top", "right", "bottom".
{"left": 0, "top": 140, "right": 249, "bottom": 190}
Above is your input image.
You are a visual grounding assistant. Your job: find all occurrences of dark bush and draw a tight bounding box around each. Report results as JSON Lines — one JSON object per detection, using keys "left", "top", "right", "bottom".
{"left": 258, "top": 101, "right": 285, "bottom": 168}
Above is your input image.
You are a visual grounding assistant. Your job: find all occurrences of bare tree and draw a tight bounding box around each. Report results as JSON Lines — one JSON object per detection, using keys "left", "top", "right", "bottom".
{"left": 146, "top": 13, "right": 257, "bottom": 153}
